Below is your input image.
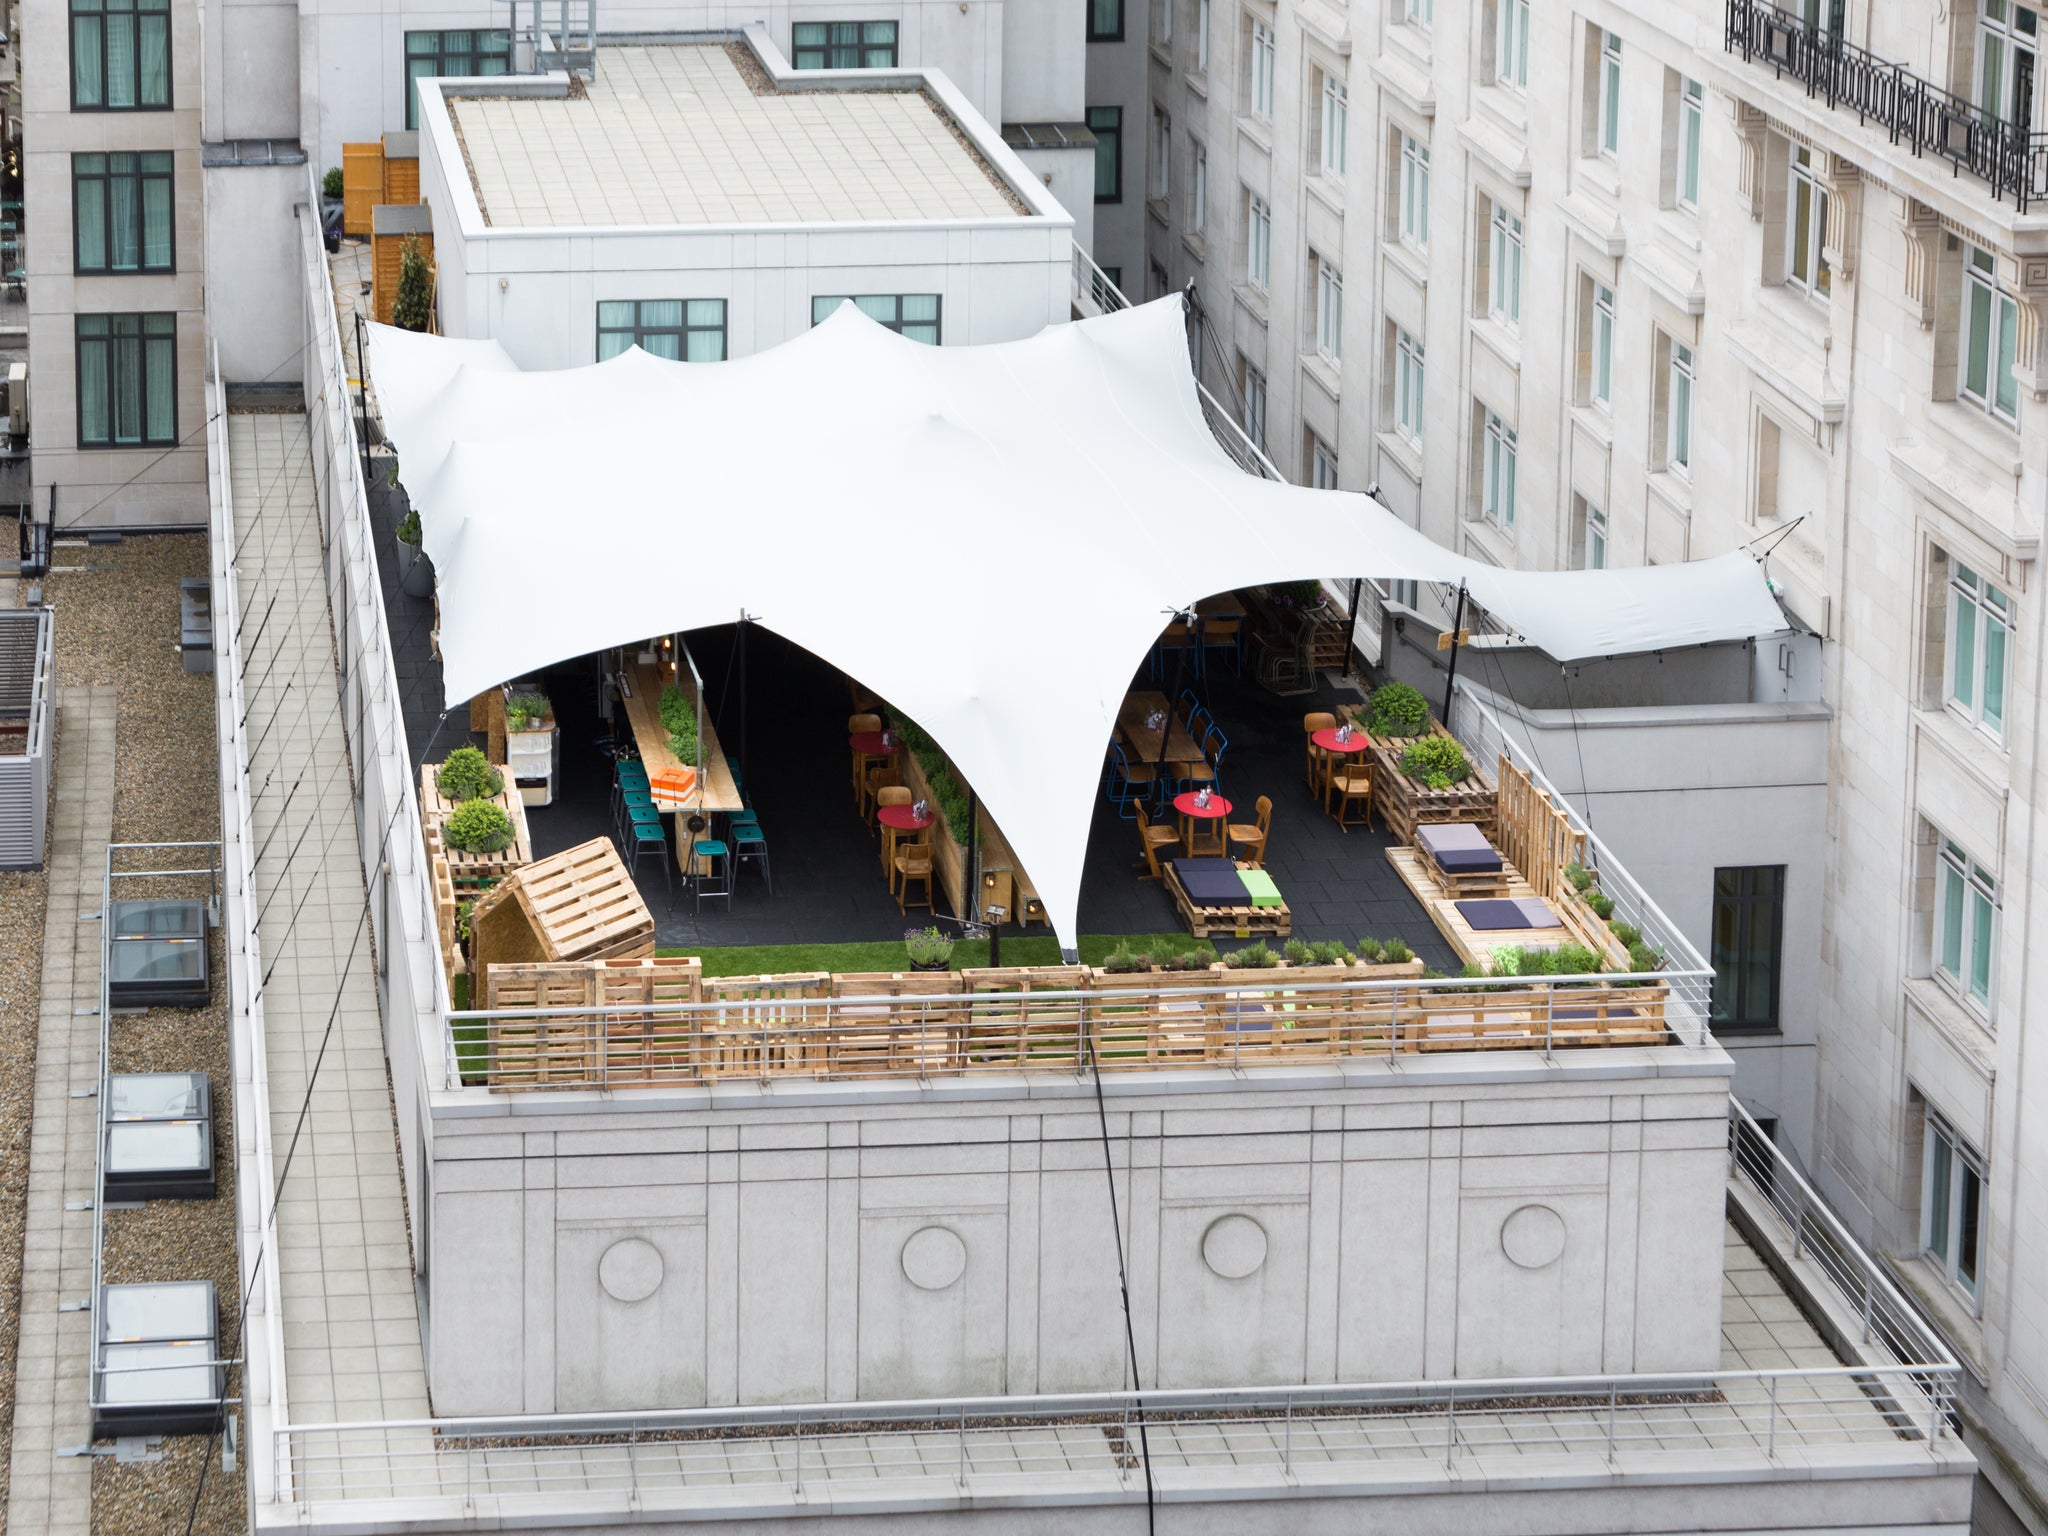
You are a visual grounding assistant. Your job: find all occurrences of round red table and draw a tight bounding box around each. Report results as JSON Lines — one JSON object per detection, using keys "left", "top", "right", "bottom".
{"left": 1312, "top": 726, "right": 1371, "bottom": 755}
{"left": 1172, "top": 791, "right": 1232, "bottom": 857}
{"left": 850, "top": 731, "right": 895, "bottom": 756}
{"left": 877, "top": 804, "right": 934, "bottom": 832}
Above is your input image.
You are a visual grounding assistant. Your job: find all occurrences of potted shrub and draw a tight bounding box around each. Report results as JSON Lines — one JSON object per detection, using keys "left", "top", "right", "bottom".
{"left": 391, "top": 234, "right": 434, "bottom": 333}
{"left": 442, "top": 798, "right": 513, "bottom": 855}
{"left": 904, "top": 926, "right": 955, "bottom": 973}
{"left": 321, "top": 167, "right": 344, "bottom": 251}
{"left": 506, "top": 690, "right": 552, "bottom": 734}
{"left": 1364, "top": 681, "right": 1431, "bottom": 739}
{"left": 1396, "top": 735, "right": 1473, "bottom": 791}
{"left": 435, "top": 746, "right": 503, "bottom": 804}
{"left": 394, "top": 504, "right": 435, "bottom": 598}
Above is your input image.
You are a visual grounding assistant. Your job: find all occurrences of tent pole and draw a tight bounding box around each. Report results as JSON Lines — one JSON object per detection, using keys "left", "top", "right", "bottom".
{"left": 1441, "top": 581, "right": 1468, "bottom": 729}
{"left": 737, "top": 613, "right": 748, "bottom": 791}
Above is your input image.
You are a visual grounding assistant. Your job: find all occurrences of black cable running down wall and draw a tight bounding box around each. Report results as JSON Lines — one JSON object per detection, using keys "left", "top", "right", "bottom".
{"left": 1084, "top": 1028, "right": 1157, "bottom": 1533}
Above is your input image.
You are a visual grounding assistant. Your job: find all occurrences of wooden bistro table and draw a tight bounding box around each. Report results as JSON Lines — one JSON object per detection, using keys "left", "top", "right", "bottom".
{"left": 1119, "top": 691, "right": 1206, "bottom": 769}
{"left": 1312, "top": 724, "right": 1372, "bottom": 808}
{"left": 1173, "top": 790, "right": 1232, "bottom": 857}
{"left": 619, "top": 658, "right": 744, "bottom": 874}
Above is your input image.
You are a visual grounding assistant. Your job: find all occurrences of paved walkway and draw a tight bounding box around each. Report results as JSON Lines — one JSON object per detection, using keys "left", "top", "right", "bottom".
{"left": 5, "top": 686, "right": 115, "bottom": 1536}
{"left": 228, "top": 412, "right": 429, "bottom": 1428}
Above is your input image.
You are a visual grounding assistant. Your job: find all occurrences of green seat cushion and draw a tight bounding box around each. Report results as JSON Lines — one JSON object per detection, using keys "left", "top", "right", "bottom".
{"left": 1237, "top": 869, "right": 1283, "bottom": 907}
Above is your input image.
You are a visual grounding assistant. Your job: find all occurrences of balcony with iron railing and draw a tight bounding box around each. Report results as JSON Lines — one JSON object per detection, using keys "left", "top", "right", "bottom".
{"left": 1725, "top": 0, "right": 2048, "bottom": 212}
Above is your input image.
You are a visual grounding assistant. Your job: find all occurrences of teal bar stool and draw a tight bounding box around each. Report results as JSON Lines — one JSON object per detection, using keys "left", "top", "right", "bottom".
{"left": 693, "top": 838, "right": 732, "bottom": 914}
{"left": 618, "top": 787, "right": 656, "bottom": 843}
{"left": 731, "top": 819, "right": 770, "bottom": 894}
{"left": 627, "top": 819, "right": 671, "bottom": 894}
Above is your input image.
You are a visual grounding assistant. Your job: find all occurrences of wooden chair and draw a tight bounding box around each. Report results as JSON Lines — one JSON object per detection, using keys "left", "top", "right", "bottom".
{"left": 1134, "top": 803, "right": 1179, "bottom": 880}
{"left": 849, "top": 712, "right": 882, "bottom": 806}
{"left": 1302, "top": 712, "right": 1336, "bottom": 798}
{"left": 1227, "top": 795, "right": 1272, "bottom": 867}
{"left": 896, "top": 840, "right": 935, "bottom": 913}
{"left": 1330, "top": 759, "right": 1375, "bottom": 831}
{"left": 877, "top": 786, "right": 913, "bottom": 885}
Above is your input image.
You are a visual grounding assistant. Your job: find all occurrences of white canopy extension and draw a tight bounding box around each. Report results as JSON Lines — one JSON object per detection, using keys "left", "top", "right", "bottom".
{"left": 368, "top": 296, "right": 1787, "bottom": 950}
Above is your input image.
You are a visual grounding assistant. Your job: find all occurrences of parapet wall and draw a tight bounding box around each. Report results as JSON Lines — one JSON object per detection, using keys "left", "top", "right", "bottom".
{"left": 425, "top": 1048, "right": 1733, "bottom": 1414}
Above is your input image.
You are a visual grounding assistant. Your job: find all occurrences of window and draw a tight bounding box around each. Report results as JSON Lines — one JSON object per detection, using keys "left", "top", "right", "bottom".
{"left": 812, "top": 294, "right": 940, "bottom": 343}
{"left": 1961, "top": 245, "right": 2021, "bottom": 425}
{"left": 792, "top": 20, "right": 898, "bottom": 69}
{"left": 1937, "top": 837, "right": 1999, "bottom": 1015}
{"left": 1089, "top": 107, "right": 1123, "bottom": 202}
{"left": 76, "top": 313, "right": 175, "bottom": 448}
{"left": 405, "top": 29, "right": 509, "bottom": 129}
{"left": 1192, "top": 143, "right": 1208, "bottom": 231}
{"left": 1089, "top": 0, "right": 1124, "bottom": 40}
{"left": 1243, "top": 364, "right": 1267, "bottom": 448}
{"left": 1322, "top": 78, "right": 1348, "bottom": 178}
{"left": 73, "top": 152, "right": 173, "bottom": 274}
{"left": 1406, "top": 0, "right": 1433, "bottom": 27}
{"left": 1667, "top": 338, "right": 1695, "bottom": 473}
{"left": 1947, "top": 562, "right": 2012, "bottom": 739}
{"left": 1597, "top": 30, "right": 1623, "bottom": 158}
{"left": 1923, "top": 1112, "right": 1985, "bottom": 1301}
{"left": 1590, "top": 281, "right": 1615, "bottom": 410}
{"left": 1710, "top": 866, "right": 1785, "bottom": 1031}
{"left": 1399, "top": 134, "right": 1431, "bottom": 250}
{"left": 1154, "top": 0, "right": 1171, "bottom": 46}
{"left": 1497, "top": 0, "right": 1529, "bottom": 89}
{"left": 1787, "top": 145, "right": 1831, "bottom": 300}
{"left": 1976, "top": 0, "right": 2039, "bottom": 131}
{"left": 1247, "top": 193, "right": 1271, "bottom": 289}
{"left": 1799, "top": 0, "right": 1846, "bottom": 35}
{"left": 596, "top": 299, "right": 726, "bottom": 362}
{"left": 1314, "top": 259, "right": 1343, "bottom": 362}
{"left": 1196, "top": 0, "right": 1210, "bottom": 70}
{"left": 1489, "top": 203, "right": 1523, "bottom": 329}
{"left": 1677, "top": 78, "right": 1704, "bottom": 208}
{"left": 1250, "top": 20, "right": 1276, "bottom": 118}
{"left": 71, "top": 0, "right": 169, "bottom": 109}
{"left": 1579, "top": 498, "right": 1609, "bottom": 569}
{"left": 1152, "top": 109, "right": 1172, "bottom": 199}
{"left": 1394, "top": 328, "right": 1426, "bottom": 444}
{"left": 1310, "top": 434, "right": 1339, "bottom": 488}
{"left": 1481, "top": 410, "right": 1517, "bottom": 530}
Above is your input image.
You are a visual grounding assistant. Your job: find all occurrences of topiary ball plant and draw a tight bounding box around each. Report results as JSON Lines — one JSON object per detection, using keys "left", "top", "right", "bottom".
{"left": 436, "top": 745, "right": 503, "bottom": 803}
{"left": 1397, "top": 735, "right": 1471, "bottom": 790}
{"left": 443, "top": 798, "right": 513, "bottom": 854}
{"left": 1366, "top": 681, "right": 1431, "bottom": 737}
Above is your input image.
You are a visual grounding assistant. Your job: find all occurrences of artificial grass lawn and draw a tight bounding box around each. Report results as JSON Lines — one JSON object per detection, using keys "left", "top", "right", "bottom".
{"left": 450, "top": 934, "right": 1203, "bottom": 1083}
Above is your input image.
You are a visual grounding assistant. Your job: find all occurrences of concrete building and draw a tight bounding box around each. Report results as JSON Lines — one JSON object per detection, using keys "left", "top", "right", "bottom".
{"left": 1142, "top": 0, "right": 2048, "bottom": 1524}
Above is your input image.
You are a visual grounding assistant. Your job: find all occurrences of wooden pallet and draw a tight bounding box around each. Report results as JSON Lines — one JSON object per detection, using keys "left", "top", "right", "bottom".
{"left": 424, "top": 826, "right": 466, "bottom": 993}
{"left": 1164, "top": 860, "right": 1292, "bottom": 939}
{"left": 1412, "top": 838, "right": 1519, "bottom": 899}
{"left": 1386, "top": 846, "right": 1621, "bottom": 969}
{"left": 1365, "top": 722, "right": 1498, "bottom": 848}
{"left": 469, "top": 837, "right": 654, "bottom": 1004}
{"left": 419, "top": 758, "right": 532, "bottom": 889}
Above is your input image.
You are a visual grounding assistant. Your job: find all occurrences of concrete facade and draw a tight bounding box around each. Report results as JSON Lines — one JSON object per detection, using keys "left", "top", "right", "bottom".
{"left": 1139, "top": 0, "right": 2048, "bottom": 1522}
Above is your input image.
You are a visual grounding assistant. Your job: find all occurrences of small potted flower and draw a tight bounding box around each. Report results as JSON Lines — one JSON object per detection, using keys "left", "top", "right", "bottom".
{"left": 904, "top": 926, "right": 955, "bottom": 973}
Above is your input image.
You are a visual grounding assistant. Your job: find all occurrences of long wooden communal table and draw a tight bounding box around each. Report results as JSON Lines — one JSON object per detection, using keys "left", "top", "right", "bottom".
{"left": 1118, "top": 691, "right": 1206, "bottom": 768}
{"left": 620, "top": 658, "right": 744, "bottom": 872}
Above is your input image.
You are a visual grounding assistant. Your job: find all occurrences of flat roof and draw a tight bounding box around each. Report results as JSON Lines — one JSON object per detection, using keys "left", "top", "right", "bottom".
{"left": 448, "top": 43, "right": 1025, "bottom": 228}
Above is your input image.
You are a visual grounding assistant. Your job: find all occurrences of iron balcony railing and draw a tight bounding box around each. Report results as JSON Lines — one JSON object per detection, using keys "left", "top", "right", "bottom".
{"left": 1725, "top": 0, "right": 2048, "bottom": 211}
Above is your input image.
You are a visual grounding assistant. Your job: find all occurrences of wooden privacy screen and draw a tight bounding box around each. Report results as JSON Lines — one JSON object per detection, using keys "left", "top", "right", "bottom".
{"left": 468, "top": 837, "right": 654, "bottom": 1003}
{"left": 1492, "top": 752, "right": 1585, "bottom": 904}
{"left": 341, "top": 142, "right": 382, "bottom": 235}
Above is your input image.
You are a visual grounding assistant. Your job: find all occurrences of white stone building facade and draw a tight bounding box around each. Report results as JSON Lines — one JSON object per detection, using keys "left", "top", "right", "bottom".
{"left": 1140, "top": 0, "right": 2048, "bottom": 1524}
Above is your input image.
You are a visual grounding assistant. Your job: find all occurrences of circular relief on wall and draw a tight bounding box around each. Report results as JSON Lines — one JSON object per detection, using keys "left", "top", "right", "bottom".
{"left": 901, "top": 1226, "right": 968, "bottom": 1291}
{"left": 1200, "top": 1214, "right": 1268, "bottom": 1280}
{"left": 1500, "top": 1204, "right": 1567, "bottom": 1271}
{"left": 597, "top": 1237, "right": 665, "bottom": 1303}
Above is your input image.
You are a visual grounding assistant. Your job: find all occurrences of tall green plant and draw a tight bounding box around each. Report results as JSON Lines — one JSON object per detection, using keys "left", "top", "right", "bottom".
{"left": 1366, "top": 681, "right": 1430, "bottom": 737}
{"left": 1398, "top": 735, "right": 1471, "bottom": 790}
{"left": 392, "top": 234, "right": 434, "bottom": 333}
{"left": 658, "top": 685, "right": 700, "bottom": 762}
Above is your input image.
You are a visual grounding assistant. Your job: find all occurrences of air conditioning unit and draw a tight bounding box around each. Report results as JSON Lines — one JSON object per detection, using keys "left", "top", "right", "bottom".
{"left": 8, "top": 361, "right": 26, "bottom": 437}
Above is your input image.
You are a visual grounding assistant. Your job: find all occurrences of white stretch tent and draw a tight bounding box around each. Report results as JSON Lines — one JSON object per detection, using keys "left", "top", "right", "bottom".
{"left": 367, "top": 296, "right": 1787, "bottom": 950}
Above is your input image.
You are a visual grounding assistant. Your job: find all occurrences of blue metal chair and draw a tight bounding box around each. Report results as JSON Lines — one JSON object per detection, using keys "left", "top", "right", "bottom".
{"left": 731, "top": 819, "right": 771, "bottom": 894}
{"left": 1104, "top": 740, "right": 1157, "bottom": 819}
{"left": 693, "top": 838, "right": 732, "bottom": 914}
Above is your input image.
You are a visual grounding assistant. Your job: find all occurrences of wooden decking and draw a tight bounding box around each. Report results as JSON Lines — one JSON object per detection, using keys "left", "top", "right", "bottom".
{"left": 1386, "top": 845, "right": 1618, "bottom": 968}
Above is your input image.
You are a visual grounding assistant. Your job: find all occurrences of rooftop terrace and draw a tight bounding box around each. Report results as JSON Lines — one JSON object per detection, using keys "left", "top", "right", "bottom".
{"left": 447, "top": 43, "right": 1024, "bottom": 228}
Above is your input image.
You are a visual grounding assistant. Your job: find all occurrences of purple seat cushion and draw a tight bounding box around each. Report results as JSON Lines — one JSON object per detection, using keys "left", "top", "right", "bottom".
{"left": 1418, "top": 822, "right": 1502, "bottom": 872}
{"left": 1174, "top": 858, "right": 1245, "bottom": 906}
{"left": 1434, "top": 846, "right": 1503, "bottom": 872}
{"left": 1456, "top": 898, "right": 1533, "bottom": 930}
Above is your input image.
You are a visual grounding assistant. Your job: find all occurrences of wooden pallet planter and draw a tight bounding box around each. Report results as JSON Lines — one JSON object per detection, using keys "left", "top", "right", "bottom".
{"left": 424, "top": 826, "right": 466, "bottom": 994}
{"left": 1164, "top": 860, "right": 1293, "bottom": 939}
{"left": 468, "top": 837, "right": 653, "bottom": 1008}
{"left": 595, "top": 955, "right": 702, "bottom": 1082}
{"left": 419, "top": 758, "right": 532, "bottom": 890}
{"left": 484, "top": 963, "right": 602, "bottom": 1088}
{"left": 1364, "top": 721, "right": 1498, "bottom": 847}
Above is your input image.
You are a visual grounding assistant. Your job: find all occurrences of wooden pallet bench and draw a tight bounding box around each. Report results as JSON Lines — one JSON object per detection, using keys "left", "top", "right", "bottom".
{"left": 1165, "top": 859, "right": 1293, "bottom": 940}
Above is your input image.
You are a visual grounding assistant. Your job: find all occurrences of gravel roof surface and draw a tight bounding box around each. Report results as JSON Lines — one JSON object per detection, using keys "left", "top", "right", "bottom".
{"left": 19, "top": 532, "right": 245, "bottom": 1536}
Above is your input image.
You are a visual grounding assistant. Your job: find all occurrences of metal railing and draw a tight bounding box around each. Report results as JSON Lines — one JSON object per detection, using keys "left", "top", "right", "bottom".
{"left": 1725, "top": 0, "right": 2048, "bottom": 211}
{"left": 446, "top": 967, "right": 1700, "bottom": 1091}
{"left": 1728, "top": 1098, "right": 1957, "bottom": 1374}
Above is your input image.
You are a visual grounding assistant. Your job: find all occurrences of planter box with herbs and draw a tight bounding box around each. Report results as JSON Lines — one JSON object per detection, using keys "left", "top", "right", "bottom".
{"left": 421, "top": 746, "right": 533, "bottom": 889}
{"left": 1355, "top": 683, "right": 1496, "bottom": 845}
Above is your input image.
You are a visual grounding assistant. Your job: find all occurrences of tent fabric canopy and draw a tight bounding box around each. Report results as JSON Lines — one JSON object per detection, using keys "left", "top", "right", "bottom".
{"left": 367, "top": 296, "right": 1786, "bottom": 950}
